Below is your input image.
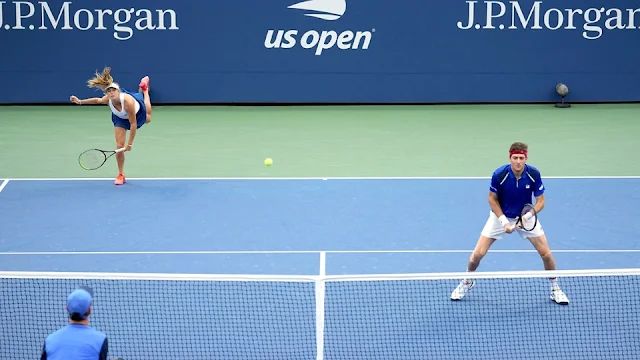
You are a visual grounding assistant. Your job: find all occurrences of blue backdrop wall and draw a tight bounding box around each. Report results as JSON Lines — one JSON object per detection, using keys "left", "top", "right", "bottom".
{"left": 1, "top": 0, "right": 638, "bottom": 104}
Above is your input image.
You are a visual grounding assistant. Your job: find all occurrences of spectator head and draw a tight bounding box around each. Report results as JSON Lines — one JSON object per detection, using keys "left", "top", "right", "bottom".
{"left": 66, "top": 286, "right": 94, "bottom": 322}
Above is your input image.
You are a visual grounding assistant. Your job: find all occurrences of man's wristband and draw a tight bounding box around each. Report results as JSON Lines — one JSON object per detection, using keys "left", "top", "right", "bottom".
{"left": 498, "top": 215, "right": 509, "bottom": 227}
{"left": 523, "top": 211, "right": 534, "bottom": 220}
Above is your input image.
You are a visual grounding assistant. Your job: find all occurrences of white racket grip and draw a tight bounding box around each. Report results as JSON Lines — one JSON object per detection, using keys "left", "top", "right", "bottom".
{"left": 115, "top": 147, "right": 127, "bottom": 153}
{"left": 511, "top": 212, "right": 533, "bottom": 231}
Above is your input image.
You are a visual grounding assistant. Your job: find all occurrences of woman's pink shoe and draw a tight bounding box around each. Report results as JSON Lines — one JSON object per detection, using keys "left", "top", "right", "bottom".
{"left": 114, "top": 174, "right": 126, "bottom": 185}
{"left": 139, "top": 76, "right": 149, "bottom": 91}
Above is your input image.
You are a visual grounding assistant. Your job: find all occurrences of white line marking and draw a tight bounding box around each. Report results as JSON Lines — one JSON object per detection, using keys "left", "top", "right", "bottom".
{"left": 2, "top": 268, "right": 640, "bottom": 282}
{"left": 319, "top": 251, "right": 326, "bottom": 276}
{"left": 315, "top": 251, "right": 327, "bottom": 360}
{"left": 0, "top": 249, "right": 638, "bottom": 256}
{"left": 0, "top": 180, "right": 8, "bottom": 193}
{"left": 4, "top": 176, "right": 640, "bottom": 181}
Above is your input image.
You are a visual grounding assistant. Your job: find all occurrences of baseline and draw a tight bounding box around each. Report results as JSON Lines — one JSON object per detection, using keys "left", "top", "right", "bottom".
{"left": 4, "top": 176, "right": 640, "bottom": 181}
{"left": 1, "top": 249, "right": 639, "bottom": 256}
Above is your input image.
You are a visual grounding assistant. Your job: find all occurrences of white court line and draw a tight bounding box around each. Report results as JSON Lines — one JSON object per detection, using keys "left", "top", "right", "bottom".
{"left": 316, "top": 251, "right": 327, "bottom": 360}
{"left": 4, "top": 176, "right": 640, "bottom": 181}
{"left": 0, "top": 179, "right": 8, "bottom": 193}
{"left": 319, "top": 252, "right": 326, "bottom": 276}
{"left": 0, "top": 249, "right": 639, "bottom": 256}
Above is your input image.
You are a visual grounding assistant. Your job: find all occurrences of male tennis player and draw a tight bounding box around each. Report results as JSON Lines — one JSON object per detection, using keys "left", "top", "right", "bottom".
{"left": 69, "top": 67, "right": 152, "bottom": 185}
{"left": 40, "top": 286, "right": 109, "bottom": 360}
{"left": 450, "top": 142, "right": 569, "bottom": 305}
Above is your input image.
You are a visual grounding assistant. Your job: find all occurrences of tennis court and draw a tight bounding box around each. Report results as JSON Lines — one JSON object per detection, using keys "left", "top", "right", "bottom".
{"left": 1, "top": 104, "right": 640, "bottom": 359}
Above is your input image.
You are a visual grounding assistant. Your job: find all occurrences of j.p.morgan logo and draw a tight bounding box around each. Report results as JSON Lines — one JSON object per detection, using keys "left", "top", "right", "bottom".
{"left": 0, "top": 1, "right": 179, "bottom": 40}
{"left": 457, "top": 1, "right": 640, "bottom": 40}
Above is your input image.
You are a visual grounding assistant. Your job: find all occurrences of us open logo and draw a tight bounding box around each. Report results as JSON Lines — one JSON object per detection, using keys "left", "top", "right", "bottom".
{"left": 264, "top": 0, "right": 375, "bottom": 55}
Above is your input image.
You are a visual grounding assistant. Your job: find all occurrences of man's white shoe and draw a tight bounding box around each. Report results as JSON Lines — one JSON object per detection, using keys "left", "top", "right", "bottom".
{"left": 451, "top": 280, "right": 475, "bottom": 300}
{"left": 551, "top": 287, "right": 569, "bottom": 305}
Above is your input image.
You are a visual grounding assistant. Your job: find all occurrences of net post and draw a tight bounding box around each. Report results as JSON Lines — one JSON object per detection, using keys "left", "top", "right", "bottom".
{"left": 315, "top": 251, "right": 326, "bottom": 360}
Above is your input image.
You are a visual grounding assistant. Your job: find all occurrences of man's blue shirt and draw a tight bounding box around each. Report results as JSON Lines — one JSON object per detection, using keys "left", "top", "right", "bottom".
{"left": 489, "top": 164, "right": 545, "bottom": 218}
{"left": 41, "top": 324, "right": 108, "bottom": 360}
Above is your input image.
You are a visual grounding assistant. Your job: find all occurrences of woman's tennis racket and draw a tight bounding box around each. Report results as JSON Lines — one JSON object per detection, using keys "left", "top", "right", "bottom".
{"left": 511, "top": 203, "right": 538, "bottom": 231}
{"left": 78, "top": 147, "right": 126, "bottom": 170}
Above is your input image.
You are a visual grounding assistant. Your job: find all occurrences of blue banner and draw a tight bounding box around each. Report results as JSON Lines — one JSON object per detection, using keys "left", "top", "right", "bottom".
{"left": 1, "top": 0, "right": 638, "bottom": 104}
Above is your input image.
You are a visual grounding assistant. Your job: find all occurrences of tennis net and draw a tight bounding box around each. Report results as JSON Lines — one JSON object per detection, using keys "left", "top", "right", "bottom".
{"left": 1, "top": 268, "right": 639, "bottom": 360}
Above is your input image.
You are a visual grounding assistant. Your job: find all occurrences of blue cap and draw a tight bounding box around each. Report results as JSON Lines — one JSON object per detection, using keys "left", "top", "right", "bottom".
{"left": 67, "top": 286, "right": 94, "bottom": 319}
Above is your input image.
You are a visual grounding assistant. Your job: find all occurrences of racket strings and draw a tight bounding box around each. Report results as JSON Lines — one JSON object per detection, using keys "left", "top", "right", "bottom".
{"left": 79, "top": 150, "right": 107, "bottom": 170}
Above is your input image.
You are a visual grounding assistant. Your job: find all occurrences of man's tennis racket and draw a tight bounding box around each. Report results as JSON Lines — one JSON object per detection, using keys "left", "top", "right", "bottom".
{"left": 78, "top": 147, "right": 126, "bottom": 170}
{"left": 511, "top": 203, "right": 538, "bottom": 231}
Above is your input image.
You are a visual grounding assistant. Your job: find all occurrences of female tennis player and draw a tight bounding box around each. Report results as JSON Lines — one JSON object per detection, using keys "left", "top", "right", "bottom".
{"left": 69, "top": 67, "right": 152, "bottom": 185}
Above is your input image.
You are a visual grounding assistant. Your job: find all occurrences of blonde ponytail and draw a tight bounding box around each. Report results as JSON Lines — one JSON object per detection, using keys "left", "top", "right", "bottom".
{"left": 87, "top": 67, "right": 115, "bottom": 90}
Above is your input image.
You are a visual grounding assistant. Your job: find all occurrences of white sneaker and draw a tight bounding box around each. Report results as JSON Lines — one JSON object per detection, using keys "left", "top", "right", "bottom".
{"left": 551, "top": 287, "right": 569, "bottom": 305}
{"left": 451, "top": 279, "right": 475, "bottom": 300}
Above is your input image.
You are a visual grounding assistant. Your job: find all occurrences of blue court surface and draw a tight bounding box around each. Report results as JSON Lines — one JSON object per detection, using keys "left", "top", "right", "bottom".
{"left": 1, "top": 177, "right": 639, "bottom": 360}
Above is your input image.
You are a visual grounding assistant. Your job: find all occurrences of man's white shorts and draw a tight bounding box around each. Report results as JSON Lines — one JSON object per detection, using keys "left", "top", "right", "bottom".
{"left": 480, "top": 211, "right": 545, "bottom": 240}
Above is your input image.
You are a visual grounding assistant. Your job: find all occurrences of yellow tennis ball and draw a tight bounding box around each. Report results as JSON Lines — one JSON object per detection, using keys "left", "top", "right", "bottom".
{"left": 264, "top": 158, "right": 273, "bottom": 166}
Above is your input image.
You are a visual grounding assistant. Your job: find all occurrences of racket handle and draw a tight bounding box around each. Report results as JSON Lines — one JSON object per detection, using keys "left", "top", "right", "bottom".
{"left": 115, "top": 147, "right": 127, "bottom": 153}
